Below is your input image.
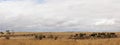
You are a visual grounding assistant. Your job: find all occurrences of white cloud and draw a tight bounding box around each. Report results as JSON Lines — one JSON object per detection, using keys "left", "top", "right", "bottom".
{"left": 95, "top": 19, "right": 116, "bottom": 26}
{"left": 0, "top": 0, "right": 120, "bottom": 32}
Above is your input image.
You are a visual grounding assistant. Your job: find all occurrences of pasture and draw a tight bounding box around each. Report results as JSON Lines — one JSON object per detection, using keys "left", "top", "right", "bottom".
{"left": 0, "top": 32, "right": 120, "bottom": 45}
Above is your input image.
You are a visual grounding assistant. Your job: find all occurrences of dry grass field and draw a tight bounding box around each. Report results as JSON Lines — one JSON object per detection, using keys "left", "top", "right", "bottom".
{"left": 0, "top": 32, "right": 120, "bottom": 45}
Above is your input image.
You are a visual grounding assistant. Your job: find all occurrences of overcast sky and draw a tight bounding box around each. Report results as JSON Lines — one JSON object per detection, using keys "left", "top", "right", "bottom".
{"left": 0, "top": 0, "right": 120, "bottom": 32}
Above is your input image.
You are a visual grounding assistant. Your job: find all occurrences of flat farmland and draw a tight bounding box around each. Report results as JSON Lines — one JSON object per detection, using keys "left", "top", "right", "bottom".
{"left": 0, "top": 32, "right": 120, "bottom": 45}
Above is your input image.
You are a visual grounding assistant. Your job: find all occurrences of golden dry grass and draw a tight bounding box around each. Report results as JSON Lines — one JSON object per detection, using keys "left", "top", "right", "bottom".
{"left": 0, "top": 38, "right": 120, "bottom": 45}
{"left": 0, "top": 32, "right": 120, "bottom": 45}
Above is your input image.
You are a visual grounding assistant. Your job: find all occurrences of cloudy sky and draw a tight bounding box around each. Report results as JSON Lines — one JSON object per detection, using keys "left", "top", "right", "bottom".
{"left": 0, "top": 0, "right": 120, "bottom": 32}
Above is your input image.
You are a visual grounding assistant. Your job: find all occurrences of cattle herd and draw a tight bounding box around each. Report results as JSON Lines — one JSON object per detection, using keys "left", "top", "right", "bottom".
{"left": 34, "top": 34, "right": 58, "bottom": 40}
{"left": 34, "top": 32, "right": 118, "bottom": 40}
{"left": 0, "top": 32, "right": 119, "bottom": 40}
{"left": 69, "top": 32, "right": 117, "bottom": 40}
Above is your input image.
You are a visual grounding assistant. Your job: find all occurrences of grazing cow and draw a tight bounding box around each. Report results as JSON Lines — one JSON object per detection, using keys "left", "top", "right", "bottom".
{"left": 69, "top": 33, "right": 87, "bottom": 40}
{"left": 90, "top": 33, "right": 97, "bottom": 38}
{"left": 97, "top": 33, "right": 106, "bottom": 38}
{"left": 4, "top": 35, "right": 10, "bottom": 40}
{"left": 90, "top": 33, "right": 106, "bottom": 39}
{"left": 72, "top": 34, "right": 80, "bottom": 40}
{"left": 106, "top": 33, "right": 117, "bottom": 38}
{"left": 79, "top": 33, "right": 87, "bottom": 39}
{"left": 69, "top": 34, "right": 79, "bottom": 40}
{"left": 47, "top": 35, "right": 58, "bottom": 40}
{"left": 54, "top": 36, "right": 58, "bottom": 40}
{"left": 98, "top": 33, "right": 106, "bottom": 35}
{"left": 74, "top": 34, "right": 79, "bottom": 37}
{"left": 34, "top": 34, "right": 46, "bottom": 40}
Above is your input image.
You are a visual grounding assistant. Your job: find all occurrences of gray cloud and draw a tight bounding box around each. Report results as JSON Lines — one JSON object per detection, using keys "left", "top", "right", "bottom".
{"left": 0, "top": 0, "right": 120, "bottom": 32}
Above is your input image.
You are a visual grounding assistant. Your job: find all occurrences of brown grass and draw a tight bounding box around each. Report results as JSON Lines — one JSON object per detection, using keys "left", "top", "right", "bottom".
{"left": 0, "top": 38, "right": 120, "bottom": 45}
{"left": 0, "top": 32, "right": 120, "bottom": 45}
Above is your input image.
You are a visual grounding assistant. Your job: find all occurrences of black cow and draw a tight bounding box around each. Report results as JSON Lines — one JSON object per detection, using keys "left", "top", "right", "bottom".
{"left": 90, "top": 33, "right": 97, "bottom": 38}
{"left": 69, "top": 33, "right": 87, "bottom": 40}
{"left": 79, "top": 33, "right": 87, "bottom": 39}
{"left": 34, "top": 34, "right": 46, "bottom": 40}
{"left": 106, "top": 33, "right": 117, "bottom": 38}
